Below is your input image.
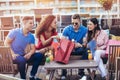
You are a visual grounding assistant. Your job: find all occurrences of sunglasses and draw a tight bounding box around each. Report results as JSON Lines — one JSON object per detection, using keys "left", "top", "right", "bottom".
{"left": 72, "top": 22, "right": 78, "bottom": 25}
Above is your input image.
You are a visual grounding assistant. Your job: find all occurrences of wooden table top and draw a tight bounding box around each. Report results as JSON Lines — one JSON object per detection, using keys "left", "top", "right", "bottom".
{"left": 44, "top": 60, "right": 98, "bottom": 69}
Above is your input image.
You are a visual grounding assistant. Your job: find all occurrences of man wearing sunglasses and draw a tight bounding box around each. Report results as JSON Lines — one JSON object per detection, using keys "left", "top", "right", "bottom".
{"left": 61, "top": 14, "right": 88, "bottom": 80}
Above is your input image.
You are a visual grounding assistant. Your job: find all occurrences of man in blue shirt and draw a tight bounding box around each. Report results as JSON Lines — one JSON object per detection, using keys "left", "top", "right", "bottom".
{"left": 5, "top": 16, "right": 43, "bottom": 80}
{"left": 61, "top": 14, "right": 88, "bottom": 79}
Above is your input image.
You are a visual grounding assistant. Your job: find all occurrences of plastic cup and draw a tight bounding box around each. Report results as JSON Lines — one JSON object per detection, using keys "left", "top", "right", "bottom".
{"left": 88, "top": 53, "right": 92, "bottom": 60}
{"left": 49, "top": 55, "right": 54, "bottom": 61}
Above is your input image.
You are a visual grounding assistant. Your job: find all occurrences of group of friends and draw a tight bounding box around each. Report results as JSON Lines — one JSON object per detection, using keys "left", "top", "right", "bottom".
{"left": 4, "top": 14, "right": 109, "bottom": 80}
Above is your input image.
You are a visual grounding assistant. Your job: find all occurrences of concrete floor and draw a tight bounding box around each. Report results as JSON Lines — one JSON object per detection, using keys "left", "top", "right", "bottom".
{"left": 24, "top": 66, "right": 104, "bottom": 80}
{"left": 1, "top": 65, "right": 112, "bottom": 80}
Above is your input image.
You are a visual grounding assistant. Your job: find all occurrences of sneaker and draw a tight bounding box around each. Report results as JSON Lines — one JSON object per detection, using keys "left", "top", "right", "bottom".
{"left": 29, "top": 76, "right": 42, "bottom": 80}
{"left": 78, "top": 72, "right": 85, "bottom": 79}
{"left": 29, "top": 76, "right": 35, "bottom": 80}
{"left": 46, "top": 74, "right": 50, "bottom": 80}
{"left": 79, "top": 76, "right": 87, "bottom": 80}
{"left": 35, "top": 77, "right": 42, "bottom": 80}
{"left": 61, "top": 76, "right": 66, "bottom": 80}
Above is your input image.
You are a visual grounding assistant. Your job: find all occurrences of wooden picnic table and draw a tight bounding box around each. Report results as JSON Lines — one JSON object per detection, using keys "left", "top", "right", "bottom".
{"left": 44, "top": 60, "right": 98, "bottom": 80}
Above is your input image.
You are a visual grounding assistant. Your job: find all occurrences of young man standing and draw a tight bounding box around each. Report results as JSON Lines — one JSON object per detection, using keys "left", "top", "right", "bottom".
{"left": 61, "top": 14, "right": 88, "bottom": 79}
{"left": 5, "top": 16, "right": 43, "bottom": 80}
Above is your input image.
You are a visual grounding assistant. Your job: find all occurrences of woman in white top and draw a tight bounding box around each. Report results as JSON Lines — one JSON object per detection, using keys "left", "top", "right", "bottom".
{"left": 84, "top": 18, "right": 109, "bottom": 80}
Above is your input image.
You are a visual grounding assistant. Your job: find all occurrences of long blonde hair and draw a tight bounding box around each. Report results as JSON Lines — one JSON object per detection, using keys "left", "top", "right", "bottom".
{"left": 35, "top": 15, "right": 56, "bottom": 38}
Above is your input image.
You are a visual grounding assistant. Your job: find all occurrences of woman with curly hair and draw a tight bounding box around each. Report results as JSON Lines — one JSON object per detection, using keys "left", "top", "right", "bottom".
{"left": 35, "top": 15, "right": 59, "bottom": 79}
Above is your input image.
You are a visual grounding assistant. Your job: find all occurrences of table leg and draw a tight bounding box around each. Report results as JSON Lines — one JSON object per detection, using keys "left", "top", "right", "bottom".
{"left": 49, "top": 70, "right": 55, "bottom": 80}
{"left": 87, "top": 68, "right": 94, "bottom": 80}
{"left": 70, "top": 69, "right": 72, "bottom": 76}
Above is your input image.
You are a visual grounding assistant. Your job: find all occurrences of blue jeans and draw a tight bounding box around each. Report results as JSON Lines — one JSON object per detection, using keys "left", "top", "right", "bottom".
{"left": 62, "top": 47, "right": 88, "bottom": 76}
{"left": 88, "top": 40, "right": 96, "bottom": 57}
{"left": 71, "top": 47, "right": 88, "bottom": 59}
{"left": 13, "top": 52, "right": 44, "bottom": 79}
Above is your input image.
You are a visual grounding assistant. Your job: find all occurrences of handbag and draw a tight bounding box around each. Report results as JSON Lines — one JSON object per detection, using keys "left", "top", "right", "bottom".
{"left": 51, "top": 40, "right": 60, "bottom": 57}
{"left": 54, "top": 38, "right": 75, "bottom": 64}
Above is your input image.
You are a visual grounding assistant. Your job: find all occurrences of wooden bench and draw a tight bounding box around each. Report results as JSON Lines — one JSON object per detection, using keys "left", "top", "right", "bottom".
{"left": 116, "top": 57, "right": 120, "bottom": 80}
{"left": 44, "top": 60, "right": 98, "bottom": 80}
{"left": 0, "top": 46, "right": 18, "bottom": 76}
{"left": 108, "top": 45, "right": 120, "bottom": 80}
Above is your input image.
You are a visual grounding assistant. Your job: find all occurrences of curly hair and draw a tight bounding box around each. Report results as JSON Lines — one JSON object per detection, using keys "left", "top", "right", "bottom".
{"left": 35, "top": 15, "right": 56, "bottom": 38}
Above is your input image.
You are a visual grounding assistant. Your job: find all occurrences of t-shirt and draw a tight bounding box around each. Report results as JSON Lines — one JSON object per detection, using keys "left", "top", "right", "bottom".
{"left": 62, "top": 25, "right": 87, "bottom": 44}
{"left": 35, "top": 32, "right": 58, "bottom": 50}
{"left": 7, "top": 28, "right": 35, "bottom": 56}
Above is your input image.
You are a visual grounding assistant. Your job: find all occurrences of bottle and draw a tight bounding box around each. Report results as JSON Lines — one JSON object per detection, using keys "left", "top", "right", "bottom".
{"left": 88, "top": 49, "right": 92, "bottom": 60}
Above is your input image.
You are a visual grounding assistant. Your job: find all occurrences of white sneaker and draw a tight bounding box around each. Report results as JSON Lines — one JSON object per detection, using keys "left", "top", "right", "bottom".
{"left": 61, "top": 76, "right": 66, "bottom": 80}
{"left": 79, "top": 76, "right": 87, "bottom": 80}
{"left": 46, "top": 74, "right": 50, "bottom": 80}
